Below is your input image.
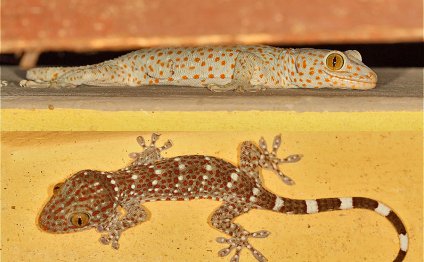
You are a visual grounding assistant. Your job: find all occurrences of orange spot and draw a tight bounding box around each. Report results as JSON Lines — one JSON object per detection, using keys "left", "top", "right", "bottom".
{"left": 182, "top": 75, "right": 188, "bottom": 79}
{"left": 299, "top": 72, "right": 304, "bottom": 76}
{"left": 137, "top": 80, "right": 141, "bottom": 84}
{"left": 111, "top": 75, "right": 115, "bottom": 79}
{"left": 159, "top": 71, "right": 163, "bottom": 76}
{"left": 189, "top": 66, "right": 195, "bottom": 70}
{"left": 315, "top": 76, "right": 320, "bottom": 80}
{"left": 208, "top": 54, "right": 214, "bottom": 58}
{"left": 167, "top": 51, "right": 173, "bottom": 55}
{"left": 356, "top": 66, "right": 361, "bottom": 71}
{"left": 309, "top": 71, "right": 315, "bottom": 75}
{"left": 150, "top": 56, "right": 154, "bottom": 60}
{"left": 318, "top": 54, "right": 324, "bottom": 58}
{"left": 318, "top": 69, "right": 323, "bottom": 74}
{"left": 168, "top": 77, "right": 174, "bottom": 81}
{"left": 208, "top": 66, "right": 213, "bottom": 71}
{"left": 201, "top": 61, "right": 206, "bottom": 66}
{"left": 181, "top": 64, "right": 186, "bottom": 68}
{"left": 183, "top": 57, "right": 188, "bottom": 61}
{"left": 193, "top": 74, "right": 199, "bottom": 79}
{"left": 158, "top": 52, "right": 163, "bottom": 56}
{"left": 208, "top": 74, "right": 214, "bottom": 78}
{"left": 220, "top": 74, "right": 225, "bottom": 79}
{"left": 230, "top": 64, "right": 235, "bottom": 69}
{"left": 200, "top": 52, "right": 204, "bottom": 55}
{"left": 123, "top": 64, "right": 127, "bottom": 68}
{"left": 317, "top": 81, "right": 323, "bottom": 85}
{"left": 155, "top": 79, "right": 159, "bottom": 83}
{"left": 290, "top": 72, "right": 294, "bottom": 76}
{"left": 194, "top": 58, "right": 200, "bottom": 62}
{"left": 259, "top": 74, "right": 264, "bottom": 78}
{"left": 302, "top": 84, "right": 307, "bottom": 87}
{"left": 353, "top": 73, "right": 358, "bottom": 76}
{"left": 325, "top": 78, "right": 330, "bottom": 82}
{"left": 302, "top": 60, "right": 307, "bottom": 68}
{"left": 229, "top": 53, "right": 234, "bottom": 57}
{"left": 347, "top": 65, "right": 352, "bottom": 69}
{"left": 149, "top": 80, "right": 154, "bottom": 84}
{"left": 176, "top": 58, "right": 181, "bottom": 61}
{"left": 177, "top": 51, "right": 182, "bottom": 54}
{"left": 215, "top": 57, "right": 220, "bottom": 62}
{"left": 208, "top": 48, "right": 213, "bottom": 52}
{"left": 221, "top": 61, "right": 226, "bottom": 65}
{"left": 306, "top": 79, "right": 311, "bottom": 83}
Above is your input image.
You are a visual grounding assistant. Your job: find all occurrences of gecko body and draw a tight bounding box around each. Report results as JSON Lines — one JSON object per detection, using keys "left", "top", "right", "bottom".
{"left": 39, "top": 134, "right": 407, "bottom": 261}
{"left": 21, "top": 46, "right": 377, "bottom": 91}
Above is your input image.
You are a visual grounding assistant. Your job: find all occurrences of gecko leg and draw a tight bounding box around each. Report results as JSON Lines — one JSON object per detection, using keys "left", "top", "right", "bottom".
{"left": 211, "top": 202, "right": 269, "bottom": 262}
{"left": 258, "top": 135, "right": 302, "bottom": 185}
{"left": 128, "top": 133, "right": 173, "bottom": 166}
{"left": 207, "top": 52, "right": 266, "bottom": 92}
{"left": 98, "top": 202, "right": 149, "bottom": 249}
{"left": 239, "top": 135, "right": 302, "bottom": 185}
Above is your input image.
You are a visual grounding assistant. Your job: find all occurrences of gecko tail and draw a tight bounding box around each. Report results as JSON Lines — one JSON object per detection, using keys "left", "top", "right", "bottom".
{"left": 26, "top": 66, "right": 87, "bottom": 82}
{"left": 268, "top": 196, "right": 408, "bottom": 262}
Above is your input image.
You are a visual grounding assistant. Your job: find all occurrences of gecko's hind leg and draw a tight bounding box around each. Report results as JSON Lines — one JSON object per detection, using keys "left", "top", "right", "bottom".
{"left": 128, "top": 133, "right": 173, "bottom": 166}
{"left": 239, "top": 135, "right": 302, "bottom": 185}
{"left": 207, "top": 52, "right": 266, "bottom": 92}
{"left": 98, "top": 202, "right": 149, "bottom": 249}
{"left": 211, "top": 202, "right": 270, "bottom": 262}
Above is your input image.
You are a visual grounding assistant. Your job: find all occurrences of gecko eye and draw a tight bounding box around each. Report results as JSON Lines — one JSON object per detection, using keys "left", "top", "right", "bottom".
{"left": 70, "top": 213, "right": 90, "bottom": 227}
{"left": 53, "top": 183, "right": 64, "bottom": 194}
{"left": 326, "top": 53, "right": 344, "bottom": 70}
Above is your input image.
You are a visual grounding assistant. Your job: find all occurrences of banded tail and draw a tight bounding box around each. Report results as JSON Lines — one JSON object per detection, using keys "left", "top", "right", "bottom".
{"left": 268, "top": 196, "right": 408, "bottom": 261}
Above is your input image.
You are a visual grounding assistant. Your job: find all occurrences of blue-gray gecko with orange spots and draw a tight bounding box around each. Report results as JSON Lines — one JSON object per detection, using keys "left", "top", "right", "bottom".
{"left": 20, "top": 46, "right": 377, "bottom": 91}
{"left": 39, "top": 134, "right": 407, "bottom": 261}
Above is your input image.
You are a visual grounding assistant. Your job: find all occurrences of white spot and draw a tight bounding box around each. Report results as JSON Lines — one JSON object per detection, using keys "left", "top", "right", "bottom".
{"left": 101, "top": 172, "right": 105, "bottom": 174}
{"left": 273, "top": 197, "right": 285, "bottom": 211}
{"left": 173, "top": 189, "right": 178, "bottom": 193}
{"left": 154, "top": 169, "right": 162, "bottom": 175}
{"left": 175, "top": 183, "right": 179, "bottom": 187}
{"left": 178, "top": 164, "right": 185, "bottom": 170}
{"left": 84, "top": 172, "right": 88, "bottom": 175}
{"left": 107, "top": 175, "right": 111, "bottom": 178}
{"left": 174, "top": 157, "right": 181, "bottom": 162}
{"left": 188, "top": 187, "right": 192, "bottom": 191}
{"left": 201, "top": 181, "right": 206, "bottom": 185}
{"left": 152, "top": 180, "right": 158, "bottom": 185}
{"left": 93, "top": 182, "right": 100, "bottom": 186}
{"left": 205, "top": 156, "right": 210, "bottom": 160}
{"left": 235, "top": 168, "right": 240, "bottom": 172}
{"left": 231, "top": 173, "right": 239, "bottom": 181}
{"left": 400, "top": 233, "right": 408, "bottom": 251}
{"left": 154, "top": 188, "right": 159, "bottom": 192}
{"left": 375, "top": 202, "right": 391, "bottom": 216}
{"left": 131, "top": 184, "right": 135, "bottom": 189}
{"left": 249, "top": 196, "right": 257, "bottom": 202}
{"left": 114, "top": 187, "right": 119, "bottom": 192}
{"left": 149, "top": 165, "right": 154, "bottom": 168}
{"left": 205, "top": 165, "right": 213, "bottom": 171}
{"left": 131, "top": 175, "right": 138, "bottom": 179}
{"left": 306, "top": 200, "right": 319, "bottom": 214}
{"left": 227, "top": 182, "right": 233, "bottom": 188}
{"left": 178, "top": 175, "right": 183, "bottom": 181}
{"left": 252, "top": 188, "right": 260, "bottom": 195}
{"left": 339, "top": 197, "right": 353, "bottom": 209}
{"left": 110, "top": 180, "right": 116, "bottom": 184}
{"left": 202, "top": 175, "right": 208, "bottom": 180}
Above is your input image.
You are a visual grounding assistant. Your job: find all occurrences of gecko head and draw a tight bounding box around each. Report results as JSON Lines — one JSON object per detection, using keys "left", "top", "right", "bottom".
{"left": 288, "top": 49, "right": 377, "bottom": 89}
{"left": 39, "top": 170, "right": 116, "bottom": 233}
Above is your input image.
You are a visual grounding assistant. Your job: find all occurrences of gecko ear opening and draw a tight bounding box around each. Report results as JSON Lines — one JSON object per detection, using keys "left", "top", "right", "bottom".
{"left": 345, "top": 50, "right": 362, "bottom": 62}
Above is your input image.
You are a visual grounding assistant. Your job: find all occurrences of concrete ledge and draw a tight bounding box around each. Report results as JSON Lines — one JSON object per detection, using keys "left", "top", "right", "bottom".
{"left": 1, "top": 67, "right": 422, "bottom": 112}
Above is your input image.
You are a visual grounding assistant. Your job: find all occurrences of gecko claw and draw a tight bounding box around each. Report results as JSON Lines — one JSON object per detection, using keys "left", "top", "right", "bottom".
{"left": 129, "top": 134, "right": 173, "bottom": 166}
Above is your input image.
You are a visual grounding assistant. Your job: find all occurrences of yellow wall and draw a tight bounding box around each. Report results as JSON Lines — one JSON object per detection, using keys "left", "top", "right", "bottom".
{"left": 1, "top": 129, "right": 422, "bottom": 261}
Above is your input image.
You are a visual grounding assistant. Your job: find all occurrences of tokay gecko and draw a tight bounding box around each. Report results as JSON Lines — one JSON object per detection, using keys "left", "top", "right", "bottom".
{"left": 20, "top": 46, "right": 377, "bottom": 91}
{"left": 39, "top": 134, "right": 407, "bottom": 261}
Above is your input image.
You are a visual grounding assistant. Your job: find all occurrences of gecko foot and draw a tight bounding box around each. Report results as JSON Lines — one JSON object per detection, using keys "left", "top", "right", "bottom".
{"left": 129, "top": 133, "right": 173, "bottom": 166}
{"left": 207, "top": 82, "right": 264, "bottom": 92}
{"left": 258, "top": 135, "right": 303, "bottom": 185}
{"left": 216, "top": 230, "right": 270, "bottom": 262}
{"left": 19, "top": 79, "right": 76, "bottom": 88}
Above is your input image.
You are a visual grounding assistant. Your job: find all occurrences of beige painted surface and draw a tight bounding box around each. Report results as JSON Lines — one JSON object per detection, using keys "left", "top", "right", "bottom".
{"left": 1, "top": 131, "right": 422, "bottom": 261}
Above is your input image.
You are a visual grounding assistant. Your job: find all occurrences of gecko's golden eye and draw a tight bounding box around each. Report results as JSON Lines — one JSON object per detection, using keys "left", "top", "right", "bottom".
{"left": 70, "top": 213, "right": 90, "bottom": 227}
{"left": 326, "top": 53, "right": 344, "bottom": 70}
{"left": 53, "top": 183, "right": 64, "bottom": 194}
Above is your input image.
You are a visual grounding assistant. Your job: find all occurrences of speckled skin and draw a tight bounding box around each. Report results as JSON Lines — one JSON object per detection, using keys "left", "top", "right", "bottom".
{"left": 39, "top": 134, "right": 407, "bottom": 261}
{"left": 20, "top": 46, "right": 377, "bottom": 91}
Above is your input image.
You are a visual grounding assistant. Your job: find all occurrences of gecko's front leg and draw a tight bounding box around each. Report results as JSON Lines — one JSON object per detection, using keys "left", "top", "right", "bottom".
{"left": 128, "top": 133, "right": 173, "bottom": 166}
{"left": 98, "top": 202, "right": 149, "bottom": 249}
{"left": 207, "top": 52, "right": 266, "bottom": 92}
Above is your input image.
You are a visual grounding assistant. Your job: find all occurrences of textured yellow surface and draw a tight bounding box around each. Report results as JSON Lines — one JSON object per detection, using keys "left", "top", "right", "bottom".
{"left": 1, "top": 131, "right": 422, "bottom": 261}
{"left": 1, "top": 110, "right": 422, "bottom": 131}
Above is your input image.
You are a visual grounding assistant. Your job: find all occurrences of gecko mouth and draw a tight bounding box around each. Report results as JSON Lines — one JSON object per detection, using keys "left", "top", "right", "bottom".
{"left": 324, "top": 70, "right": 377, "bottom": 84}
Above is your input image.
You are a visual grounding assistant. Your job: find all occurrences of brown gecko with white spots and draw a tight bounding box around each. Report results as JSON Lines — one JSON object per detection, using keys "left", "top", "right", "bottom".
{"left": 20, "top": 46, "right": 377, "bottom": 91}
{"left": 39, "top": 134, "right": 407, "bottom": 261}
